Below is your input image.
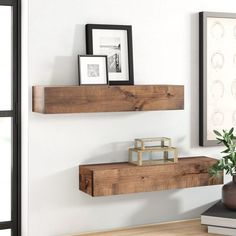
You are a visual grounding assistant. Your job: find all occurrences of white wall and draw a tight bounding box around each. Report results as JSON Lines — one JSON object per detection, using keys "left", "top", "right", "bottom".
{"left": 28, "top": 0, "right": 235, "bottom": 235}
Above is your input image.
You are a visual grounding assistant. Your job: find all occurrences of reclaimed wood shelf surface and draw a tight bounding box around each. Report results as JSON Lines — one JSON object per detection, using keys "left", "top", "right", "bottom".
{"left": 79, "top": 156, "right": 223, "bottom": 197}
{"left": 32, "top": 85, "right": 184, "bottom": 114}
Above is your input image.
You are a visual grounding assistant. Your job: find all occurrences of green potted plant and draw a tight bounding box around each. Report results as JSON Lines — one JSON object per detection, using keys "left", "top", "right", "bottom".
{"left": 209, "top": 128, "right": 236, "bottom": 210}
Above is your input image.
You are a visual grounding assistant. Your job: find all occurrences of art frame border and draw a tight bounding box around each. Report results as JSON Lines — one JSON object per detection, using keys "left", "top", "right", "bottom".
{"left": 199, "top": 11, "right": 236, "bottom": 146}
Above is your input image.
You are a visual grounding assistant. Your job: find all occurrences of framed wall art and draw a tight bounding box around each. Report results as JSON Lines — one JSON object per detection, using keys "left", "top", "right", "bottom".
{"left": 199, "top": 12, "right": 236, "bottom": 146}
{"left": 86, "top": 24, "right": 134, "bottom": 85}
{"left": 78, "top": 55, "right": 109, "bottom": 85}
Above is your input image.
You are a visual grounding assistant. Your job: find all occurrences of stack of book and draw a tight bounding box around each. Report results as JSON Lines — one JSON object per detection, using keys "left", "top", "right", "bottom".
{"left": 201, "top": 201, "right": 236, "bottom": 235}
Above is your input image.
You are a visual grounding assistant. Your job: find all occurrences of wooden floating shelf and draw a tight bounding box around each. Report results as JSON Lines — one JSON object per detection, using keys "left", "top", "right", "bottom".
{"left": 32, "top": 85, "right": 184, "bottom": 114}
{"left": 79, "top": 156, "right": 223, "bottom": 197}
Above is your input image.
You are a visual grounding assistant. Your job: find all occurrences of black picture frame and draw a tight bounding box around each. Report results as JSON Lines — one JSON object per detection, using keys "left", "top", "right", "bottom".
{"left": 86, "top": 24, "right": 134, "bottom": 85}
{"left": 199, "top": 12, "right": 236, "bottom": 146}
{"left": 78, "top": 55, "right": 109, "bottom": 86}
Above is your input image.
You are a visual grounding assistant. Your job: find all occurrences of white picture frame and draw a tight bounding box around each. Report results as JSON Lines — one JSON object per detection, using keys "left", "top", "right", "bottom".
{"left": 78, "top": 55, "right": 109, "bottom": 85}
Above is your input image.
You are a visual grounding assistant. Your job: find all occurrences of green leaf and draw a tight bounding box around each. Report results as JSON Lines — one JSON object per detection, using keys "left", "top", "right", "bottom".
{"left": 221, "top": 148, "right": 230, "bottom": 153}
{"left": 229, "top": 127, "right": 234, "bottom": 135}
{"left": 214, "top": 130, "right": 222, "bottom": 137}
{"left": 222, "top": 155, "right": 230, "bottom": 160}
{"left": 216, "top": 137, "right": 223, "bottom": 142}
{"left": 223, "top": 140, "right": 229, "bottom": 147}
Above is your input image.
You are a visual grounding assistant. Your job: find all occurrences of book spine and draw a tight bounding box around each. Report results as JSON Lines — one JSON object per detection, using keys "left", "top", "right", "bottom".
{"left": 208, "top": 225, "right": 236, "bottom": 236}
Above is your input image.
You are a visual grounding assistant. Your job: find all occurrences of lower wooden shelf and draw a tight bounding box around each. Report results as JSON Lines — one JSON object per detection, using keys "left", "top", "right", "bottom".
{"left": 79, "top": 156, "right": 223, "bottom": 197}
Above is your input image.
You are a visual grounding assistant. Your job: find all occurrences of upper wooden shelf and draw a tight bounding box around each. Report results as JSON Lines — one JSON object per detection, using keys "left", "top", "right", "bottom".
{"left": 32, "top": 85, "right": 184, "bottom": 114}
{"left": 79, "top": 156, "right": 223, "bottom": 197}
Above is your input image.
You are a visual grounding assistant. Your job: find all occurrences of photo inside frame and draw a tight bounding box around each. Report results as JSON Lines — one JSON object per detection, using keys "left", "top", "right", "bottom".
{"left": 92, "top": 29, "right": 129, "bottom": 81}
{"left": 87, "top": 64, "right": 100, "bottom": 77}
{"left": 99, "top": 37, "right": 122, "bottom": 73}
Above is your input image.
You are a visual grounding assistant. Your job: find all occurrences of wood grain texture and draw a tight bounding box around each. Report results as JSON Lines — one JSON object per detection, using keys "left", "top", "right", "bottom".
{"left": 75, "top": 219, "right": 217, "bottom": 236}
{"left": 32, "top": 85, "right": 184, "bottom": 114}
{"left": 32, "top": 86, "right": 44, "bottom": 113}
{"left": 79, "top": 156, "right": 223, "bottom": 197}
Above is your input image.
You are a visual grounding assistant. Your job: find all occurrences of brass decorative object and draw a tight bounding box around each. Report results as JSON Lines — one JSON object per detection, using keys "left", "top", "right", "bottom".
{"left": 129, "top": 137, "right": 178, "bottom": 166}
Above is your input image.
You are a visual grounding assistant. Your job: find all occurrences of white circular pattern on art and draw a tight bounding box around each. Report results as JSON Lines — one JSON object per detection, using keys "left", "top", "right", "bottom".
{"left": 232, "top": 110, "right": 236, "bottom": 126}
{"left": 211, "top": 80, "right": 224, "bottom": 101}
{"left": 211, "top": 21, "right": 224, "bottom": 39}
{"left": 211, "top": 52, "right": 224, "bottom": 70}
{"left": 231, "top": 79, "right": 236, "bottom": 99}
{"left": 211, "top": 110, "right": 224, "bottom": 126}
